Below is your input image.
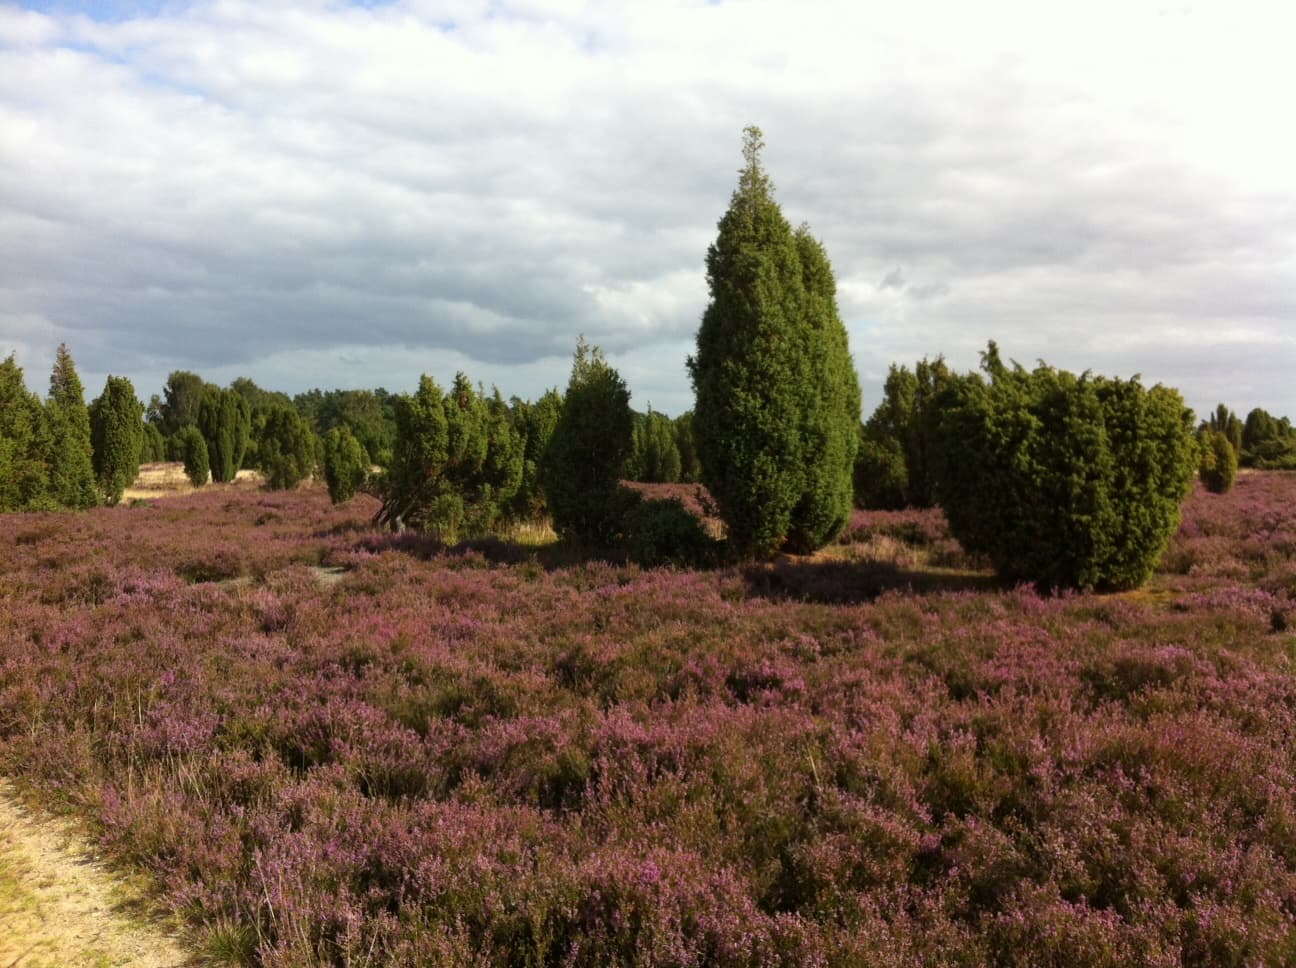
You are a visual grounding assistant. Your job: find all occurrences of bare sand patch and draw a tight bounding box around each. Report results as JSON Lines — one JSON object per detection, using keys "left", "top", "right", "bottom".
{"left": 0, "top": 781, "right": 195, "bottom": 967}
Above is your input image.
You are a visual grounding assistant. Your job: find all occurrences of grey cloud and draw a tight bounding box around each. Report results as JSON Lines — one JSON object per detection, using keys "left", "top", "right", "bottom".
{"left": 1, "top": 1, "right": 1294, "bottom": 422}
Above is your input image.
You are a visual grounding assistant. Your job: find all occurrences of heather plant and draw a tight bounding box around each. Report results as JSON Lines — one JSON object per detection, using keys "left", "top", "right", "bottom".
{"left": 542, "top": 338, "right": 635, "bottom": 544}
{"left": 322, "top": 425, "right": 368, "bottom": 504}
{"left": 89, "top": 374, "right": 144, "bottom": 506}
{"left": 688, "top": 126, "right": 861, "bottom": 558}
{"left": 1197, "top": 428, "right": 1238, "bottom": 494}
{"left": 932, "top": 343, "right": 1197, "bottom": 590}
{"left": 2, "top": 474, "right": 1296, "bottom": 965}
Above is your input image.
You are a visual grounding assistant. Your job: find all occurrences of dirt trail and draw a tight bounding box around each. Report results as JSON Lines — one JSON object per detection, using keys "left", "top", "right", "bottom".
{"left": 0, "top": 781, "right": 195, "bottom": 967}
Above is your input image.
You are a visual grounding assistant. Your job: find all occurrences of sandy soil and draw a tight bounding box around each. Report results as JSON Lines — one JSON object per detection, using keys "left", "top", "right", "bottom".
{"left": 122, "top": 463, "right": 264, "bottom": 502}
{"left": 0, "top": 781, "right": 196, "bottom": 967}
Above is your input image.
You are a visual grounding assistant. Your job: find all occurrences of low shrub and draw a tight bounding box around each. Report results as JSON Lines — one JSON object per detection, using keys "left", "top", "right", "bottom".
{"left": 621, "top": 494, "right": 719, "bottom": 568}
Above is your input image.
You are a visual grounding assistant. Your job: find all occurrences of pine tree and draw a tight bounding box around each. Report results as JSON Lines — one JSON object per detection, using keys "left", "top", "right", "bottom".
{"left": 688, "top": 126, "right": 860, "bottom": 558}
{"left": 45, "top": 343, "right": 98, "bottom": 509}
{"left": 89, "top": 375, "right": 144, "bottom": 506}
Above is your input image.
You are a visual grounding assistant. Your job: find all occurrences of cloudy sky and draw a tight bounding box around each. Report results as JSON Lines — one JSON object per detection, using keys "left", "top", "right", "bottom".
{"left": 2, "top": 0, "right": 1294, "bottom": 420}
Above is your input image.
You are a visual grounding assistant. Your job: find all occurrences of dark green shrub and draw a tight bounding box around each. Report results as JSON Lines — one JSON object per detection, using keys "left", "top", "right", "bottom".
{"left": 89, "top": 375, "right": 144, "bottom": 506}
{"left": 507, "top": 388, "right": 563, "bottom": 520}
{"left": 178, "top": 426, "right": 210, "bottom": 487}
{"left": 688, "top": 126, "right": 860, "bottom": 558}
{"left": 1198, "top": 429, "right": 1238, "bottom": 494}
{"left": 542, "top": 339, "right": 634, "bottom": 544}
{"left": 0, "top": 353, "right": 49, "bottom": 511}
{"left": 376, "top": 374, "right": 523, "bottom": 536}
{"left": 856, "top": 357, "right": 954, "bottom": 508}
{"left": 259, "top": 406, "right": 316, "bottom": 490}
{"left": 621, "top": 495, "right": 718, "bottom": 568}
{"left": 853, "top": 430, "right": 908, "bottom": 510}
{"left": 629, "top": 409, "right": 683, "bottom": 483}
{"left": 44, "top": 343, "right": 98, "bottom": 509}
{"left": 140, "top": 422, "right": 166, "bottom": 462}
{"left": 931, "top": 343, "right": 1196, "bottom": 591}
{"left": 198, "top": 386, "right": 251, "bottom": 483}
{"left": 156, "top": 370, "right": 205, "bottom": 436}
{"left": 322, "top": 425, "right": 368, "bottom": 504}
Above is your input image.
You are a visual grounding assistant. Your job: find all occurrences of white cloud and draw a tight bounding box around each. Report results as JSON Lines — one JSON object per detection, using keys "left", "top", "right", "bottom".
{"left": 0, "top": 0, "right": 1293, "bottom": 420}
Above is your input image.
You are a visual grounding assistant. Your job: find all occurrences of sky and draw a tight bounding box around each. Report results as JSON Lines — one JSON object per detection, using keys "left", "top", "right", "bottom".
{"left": 2, "top": 0, "right": 1294, "bottom": 420}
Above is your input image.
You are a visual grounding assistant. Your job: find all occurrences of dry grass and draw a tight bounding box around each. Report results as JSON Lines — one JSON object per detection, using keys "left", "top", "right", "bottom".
{"left": 122, "top": 463, "right": 266, "bottom": 502}
{"left": 0, "top": 782, "right": 195, "bottom": 967}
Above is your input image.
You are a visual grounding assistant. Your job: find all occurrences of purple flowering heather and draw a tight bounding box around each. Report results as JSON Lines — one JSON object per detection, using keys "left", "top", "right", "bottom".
{"left": 1, "top": 475, "right": 1295, "bottom": 964}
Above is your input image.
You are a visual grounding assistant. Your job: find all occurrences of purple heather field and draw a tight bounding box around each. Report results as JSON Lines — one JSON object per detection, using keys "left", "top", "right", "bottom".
{"left": 2, "top": 474, "right": 1296, "bottom": 966}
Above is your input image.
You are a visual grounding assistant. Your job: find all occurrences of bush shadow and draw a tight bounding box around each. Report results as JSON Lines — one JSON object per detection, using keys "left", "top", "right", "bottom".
{"left": 741, "top": 556, "right": 1002, "bottom": 604}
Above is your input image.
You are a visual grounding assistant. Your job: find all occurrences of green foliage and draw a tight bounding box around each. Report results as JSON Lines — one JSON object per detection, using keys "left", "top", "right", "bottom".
{"left": 89, "top": 375, "right": 144, "bottom": 506}
{"left": 140, "top": 422, "right": 166, "bottom": 463}
{"left": 295, "top": 387, "right": 397, "bottom": 467}
{"left": 1206, "top": 403, "right": 1243, "bottom": 457}
{"left": 621, "top": 494, "right": 718, "bottom": 568}
{"left": 0, "top": 353, "right": 49, "bottom": 511}
{"left": 508, "top": 389, "right": 563, "bottom": 520}
{"left": 322, "top": 426, "right": 368, "bottom": 504}
{"left": 378, "top": 374, "right": 524, "bottom": 537}
{"left": 542, "top": 338, "right": 635, "bottom": 544}
{"left": 931, "top": 343, "right": 1197, "bottom": 591}
{"left": 674, "top": 411, "right": 701, "bottom": 483}
{"left": 853, "top": 429, "right": 908, "bottom": 510}
{"left": 231, "top": 378, "right": 294, "bottom": 470}
{"left": 1198, "top": 429, "right": 1238, "bottom": 494}
{"left": 1241, "top": 407, "right": 1296, "bottom": 469}
{"left": 44, "top": 343, "right": 98, "bottom": 510}
{"left": 157, "top": 370, "right": 206, "bottom": 436}
{"left": 856, "top": 357, "right": 954, "bottom": 509}
{"left": 688, "top": 126, "right": 860, "bottom": 558}
{"left": 629, "top": 408, "right": 682, "bottom": 483}
{"left": 259, "top": 406, "right": 316, "bottom": 490}
{"left": 178, "top": 426, "right": 210, "bottom": 488}
{"left": 198, "top": 386, "right": 251, "bottom": 483}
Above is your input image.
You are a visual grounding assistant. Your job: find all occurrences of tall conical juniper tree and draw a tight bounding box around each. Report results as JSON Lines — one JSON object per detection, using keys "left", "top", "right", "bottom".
{"left": 89, "top": 375, "right": 144, "bottom": 506}
{"left": 45, "top": 343, "right": 98, "bottom": 509}
{"left": 688, "top": 126, "right": 860, "bottom": 558}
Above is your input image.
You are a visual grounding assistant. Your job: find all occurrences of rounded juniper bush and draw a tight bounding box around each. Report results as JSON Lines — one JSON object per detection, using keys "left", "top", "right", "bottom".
{"left": 1198, "top": 428, "right": 1238, "bottom": 494}
{"left": 688, "top": 126, "right": 860, "bottom": 558}
{"left": 931, "top": 343, "right": 1197, "bottom": 591}
{"left": 542, "top": 338, "right": 634, "bottom": 545}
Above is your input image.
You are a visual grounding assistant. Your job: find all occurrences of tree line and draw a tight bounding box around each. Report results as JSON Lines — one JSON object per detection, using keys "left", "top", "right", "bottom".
{"left": 4, "top": 126, "right": 1292, "bottom": 590}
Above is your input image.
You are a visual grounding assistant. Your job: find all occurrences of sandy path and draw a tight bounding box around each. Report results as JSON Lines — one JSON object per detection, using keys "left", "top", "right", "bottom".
{"left": 0, "top": 781, "right": 196, "bottom": 967}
